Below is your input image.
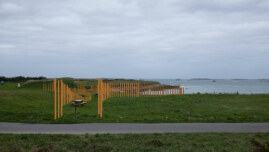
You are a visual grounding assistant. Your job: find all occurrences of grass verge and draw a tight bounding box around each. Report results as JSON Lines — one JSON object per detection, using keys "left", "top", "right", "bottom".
{"left": 0, "top": 82, "right": 269, "bottom": 123}
{"left": 0, "top": 133, "right": 269, "bottom": 152}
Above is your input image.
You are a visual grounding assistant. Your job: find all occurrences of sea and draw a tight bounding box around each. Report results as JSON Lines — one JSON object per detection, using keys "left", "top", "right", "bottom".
{"left": 147, "top": 79, "right": 269, "bottom": 94}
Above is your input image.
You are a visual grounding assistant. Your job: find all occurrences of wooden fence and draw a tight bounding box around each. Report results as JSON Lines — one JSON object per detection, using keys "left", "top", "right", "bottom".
{"left": 43, "top": 79, "right": 92, "bottom": 119}
{"left": 44, "top": 78, "right": 184, "bottom": 119}
{"left": 97, "top": 79, "right": 184, "bottom": 117}
{"left": 43, "top": 82, "right": 53, "bottom": 91}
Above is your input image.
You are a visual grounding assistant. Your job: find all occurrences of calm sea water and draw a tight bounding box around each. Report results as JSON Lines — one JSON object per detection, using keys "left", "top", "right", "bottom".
{"left": 147, "top": 79, "right": 269, "bottom": 94}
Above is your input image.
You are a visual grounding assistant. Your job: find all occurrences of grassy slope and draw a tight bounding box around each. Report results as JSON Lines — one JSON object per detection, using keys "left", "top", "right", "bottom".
{"left": 0, "top": 133, "right": 269, "bottom": 152}
{"left": 0, "top": 82, "right": 269, "bottom": 123}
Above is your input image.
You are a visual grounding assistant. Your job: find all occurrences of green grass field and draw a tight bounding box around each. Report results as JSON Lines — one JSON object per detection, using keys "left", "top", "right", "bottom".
{"left": 0, "top": 82, "right": 269, "bottom": 123}
{"left": 0, "top": 133, "right": 269, "bottom": 152}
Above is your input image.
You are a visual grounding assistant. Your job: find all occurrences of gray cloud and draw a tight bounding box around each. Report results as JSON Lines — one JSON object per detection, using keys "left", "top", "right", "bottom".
{"left": 0, "top": 0, "right": 268, "bottom": 79}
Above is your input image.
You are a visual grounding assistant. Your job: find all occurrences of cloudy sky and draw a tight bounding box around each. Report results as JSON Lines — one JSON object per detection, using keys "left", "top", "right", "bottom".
{"left": 0, "top": 0, "right": 268, "bottom": 79}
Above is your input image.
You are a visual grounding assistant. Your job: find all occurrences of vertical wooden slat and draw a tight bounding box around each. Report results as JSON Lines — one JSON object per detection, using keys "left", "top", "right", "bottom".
{"left": 57, "top": 80, "right": 60, "bottom": 118}
{"left": 97, "top": 79, "right": 100, "bottom": 116}
{"left": 100, "top": 80, "right": 101, "bottom": 118}
{"left": 61, "top": 80, "right": 63, "bottom": 116}
{"left": 138, "top": 83, "right": 140, "bottom": 97}
{"left": 54, "top": 79, "right": 56, "bottom": 120}
{"left": 123, "top": 82, "right": 126, "bottom": 97}
{"left": 131, "top": 83, "right": 133, "bottom": 97}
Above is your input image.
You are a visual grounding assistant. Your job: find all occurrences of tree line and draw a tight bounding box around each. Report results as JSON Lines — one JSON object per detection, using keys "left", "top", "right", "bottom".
{"left": 0, "top": 76, "right": 46, "bottom": 82}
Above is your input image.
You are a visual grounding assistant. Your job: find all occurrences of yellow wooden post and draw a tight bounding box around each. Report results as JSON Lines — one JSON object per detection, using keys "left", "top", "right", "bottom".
{"left": 66, "top": 85, "right": 69, "bottom": 104}
{"left": 117, "top": 82, "right": 119, "bottom": 97}
{"left": 107, "top": 83, "right": 110, "bottom": 98}
{"left": 121, "top": 82, "right": 123, "bottom": 97}
{"left": 140, "top": 83, "right": 142, "bottom": 97}
{"left": 130, "top": 82, "right": 131, "bottom": 97}
{"left": 97, "top": 80, "right": 100, "bottom": 116}
{"left": 57, "top": 80, "right": 60, "bottom": 118}
{"left": 63, "top": 84, "right": 65, "bottom": 105}
{"left": 123, "top": 82, "right": 125, "bottom": 97}
{"left": 134, "top": 83, "right": 136, "bottom": 97}
{"left": 61, "top": 80, "right": 63, "bottom": 116}
{"left": 65, "top": 84, "right": 67, "bottom": 104}
{"left": 122, "top": 82, "right": 124, "bottom": 97}
{"left": 127, "top": 83, "right": 129, "bottom": 97}
{"left": 108, "top": 83, "right": 111, "bottom": 98}
{"left": 100, "top": 80, "right": 102, "bottom": 115}
{"left": 119, "top": 82, "right": 121, "bottom": 97}
{"left": 54, "top": 78, "right": 56, "bottom": 120}
{"left": 135, "top": 83, "right": 136, "bottom": 97}
{"left": 137, "top": 83, "right": 139, "bottom": 97}
{"left": 143, "top": 84, "right": 144, "bottom": 97}
{"left": 97, "top": 79, "right": 103, "bottom": 117}
{"left": 138, "top": 83, "right": 140, "bottom": 97}
{"left": 136, "top": 83, "right": 138, "bottom": 97}
{"left": 64, "top": 84, "right": 66, "bottom": 105}
{"left": 131, "top": 83, "right": 133, "bottom": 97}
{"left": 101, "top": 80, "right": 103, "bottom": 117}
{"left": 125, "top": 82, "right": 127, "bottom": 97}
{"left": 114, "top": 82, "right": 116, "bottom": 97}
{"left": 111, "top": 82, "right": 113, "bottom": 98}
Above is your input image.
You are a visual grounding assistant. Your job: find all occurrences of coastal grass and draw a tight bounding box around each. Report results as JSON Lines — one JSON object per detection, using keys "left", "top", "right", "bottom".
{"left": 0, "top": 82, "right": 269, "bottom": 123}
{"left": 0, "top": 133, "right": 269, "bottom": 152}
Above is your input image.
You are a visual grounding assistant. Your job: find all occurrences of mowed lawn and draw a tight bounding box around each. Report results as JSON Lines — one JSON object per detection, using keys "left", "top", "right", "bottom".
{"left": 1, "top": 133, "right": 269, "bottom": 152}
{"left": 0, "top": 82, "right": 269, "bottom": 123}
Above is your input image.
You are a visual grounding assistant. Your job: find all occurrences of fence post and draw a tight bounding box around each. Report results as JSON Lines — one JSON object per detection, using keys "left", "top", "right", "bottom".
{"left": 54, "top": 78, "right": 56, "bottom": 120}
{"left": 57, "top": 80, "right": 60, "bottom": 118}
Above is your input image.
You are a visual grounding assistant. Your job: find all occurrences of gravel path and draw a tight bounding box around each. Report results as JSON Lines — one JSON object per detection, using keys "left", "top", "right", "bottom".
{"left": 1, "top": 122, "right": 269, "bottom": 134}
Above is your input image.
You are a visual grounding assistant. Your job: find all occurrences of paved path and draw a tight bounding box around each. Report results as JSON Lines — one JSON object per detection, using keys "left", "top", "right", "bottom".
{"left": 1, "top": 122, "right": 269, "bottom": 134}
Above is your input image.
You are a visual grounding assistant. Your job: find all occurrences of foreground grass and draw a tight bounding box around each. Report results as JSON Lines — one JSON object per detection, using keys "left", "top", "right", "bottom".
{"left": 0, "top": 82, "right": 269, "bottom": 123}
{"left": 0, "top": 133, "right": 269, "bottom": 152}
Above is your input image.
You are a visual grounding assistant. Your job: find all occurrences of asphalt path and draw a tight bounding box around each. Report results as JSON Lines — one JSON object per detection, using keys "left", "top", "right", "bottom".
{"left": 1, "top": 122, "right": 269, "bottom": 134}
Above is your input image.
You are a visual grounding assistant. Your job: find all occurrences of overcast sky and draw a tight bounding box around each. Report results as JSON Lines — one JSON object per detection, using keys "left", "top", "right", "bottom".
{"left": 0, "top": 0, "right": 268, "bottom": 79}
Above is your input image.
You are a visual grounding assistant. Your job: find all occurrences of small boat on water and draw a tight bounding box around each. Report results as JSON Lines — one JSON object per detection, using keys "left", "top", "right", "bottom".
{"left": 212, "top": 80, "right": 216, "bottom": 82}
